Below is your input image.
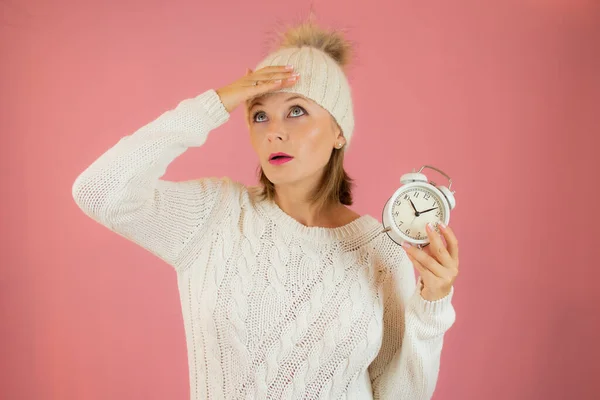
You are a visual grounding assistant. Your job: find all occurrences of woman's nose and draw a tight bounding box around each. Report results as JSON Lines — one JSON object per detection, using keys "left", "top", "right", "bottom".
{"left": 265, "top": 122, "right": 288, "bottom": 142}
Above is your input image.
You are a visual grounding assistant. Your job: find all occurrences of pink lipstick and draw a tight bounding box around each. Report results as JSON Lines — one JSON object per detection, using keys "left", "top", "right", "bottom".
{"left": 269, "top": 152, "right": 294, "bottom": 165}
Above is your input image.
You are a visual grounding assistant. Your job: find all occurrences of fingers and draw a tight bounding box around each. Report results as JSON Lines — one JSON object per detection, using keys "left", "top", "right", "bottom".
{"left": 242, "top": 65, "right": 300, "bottom": 103}
{"left": 439, "top": 223, "right": 459, "bottom": 266}
{"left": 403, "top": 223, "right": 460, "bottom": 300}
{"left": 248, "top": 65, "right": 297, "bottom": 83}
{"left": 402, "top": 222, "right": 458, "bottom": 278}
{"left": 405, "top": 245, "right": 456, "bottom": 294}
{"left": 407, "top": 252, "right": 438, "bottom": 281}
{"left": 256, "top": 65, "right": 295, "bottom": 73}
{"left": 425, "top": 222, "right": 454, "bottom": 271}
{"left": 247, "top": 72, "right": 300, "bottom": 91}
{"left": 255, "top": 71, "right": 299, "bottom": 84}
{"left": 404, "top": 243, "right": 446, "bottom": 278}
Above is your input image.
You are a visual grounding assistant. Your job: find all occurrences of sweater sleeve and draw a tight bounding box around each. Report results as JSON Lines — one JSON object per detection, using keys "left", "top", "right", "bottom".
{"left": 72, "top": 89, "right": 231, "bottom": 268}
{"left": 369, "top": 251, "right": 456, "bottom": 400}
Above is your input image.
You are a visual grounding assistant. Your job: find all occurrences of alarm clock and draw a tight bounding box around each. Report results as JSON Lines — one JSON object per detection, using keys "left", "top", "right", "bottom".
{"left": 382, "top": 165, "right": 456, "bottom": 248}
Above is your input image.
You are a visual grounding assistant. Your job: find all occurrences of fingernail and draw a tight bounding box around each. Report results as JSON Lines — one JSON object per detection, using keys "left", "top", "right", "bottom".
{"left": 438, "top": 222, "right": 447, "bottom": 229}
{"left": 285, "top": 64, "right": 294, "bottom": 69}
{"left": 274, "top": 79, "right": 282, "bottom": 84}
{"left": 401, "top": 242, "right": 411, "bottom": 249}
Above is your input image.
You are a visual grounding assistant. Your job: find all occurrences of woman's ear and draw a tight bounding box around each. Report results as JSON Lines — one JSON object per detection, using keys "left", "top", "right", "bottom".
{"left": 334, "top": 133, "right": 346, "bottom": 149}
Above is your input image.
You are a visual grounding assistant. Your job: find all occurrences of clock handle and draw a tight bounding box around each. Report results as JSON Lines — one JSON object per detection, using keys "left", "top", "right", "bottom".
{"left": 418, "top": 165, "right": 453, "bottom": 191}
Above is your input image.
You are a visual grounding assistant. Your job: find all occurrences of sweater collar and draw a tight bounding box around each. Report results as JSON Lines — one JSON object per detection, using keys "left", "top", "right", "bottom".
{"left": 255, "top": 197, "right": 383, "bottom": 243}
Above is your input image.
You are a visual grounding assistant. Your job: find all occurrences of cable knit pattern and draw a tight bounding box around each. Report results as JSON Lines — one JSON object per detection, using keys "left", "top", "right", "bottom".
{"left": 72, "top": 89, "right": 456, "bottom": 399}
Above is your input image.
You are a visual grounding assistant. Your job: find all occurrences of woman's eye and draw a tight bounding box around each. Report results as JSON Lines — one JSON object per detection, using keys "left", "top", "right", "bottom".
{"left": 254, "top": 112, "right": 266, "bottom": 122}
{"left": 252, "top": 105, "right": 306, "bottom": 123}
{"left": 289, "top": 106, "right": 305, "bottom": 117}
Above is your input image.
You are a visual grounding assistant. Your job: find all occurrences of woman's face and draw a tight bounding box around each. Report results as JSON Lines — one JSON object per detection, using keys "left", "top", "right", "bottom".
{"left": 247, "top": 93, "right": 345, "bottom": 189}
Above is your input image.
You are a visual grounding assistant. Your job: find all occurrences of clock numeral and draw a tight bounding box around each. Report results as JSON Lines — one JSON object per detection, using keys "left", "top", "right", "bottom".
{"left": 436, "top": 210, "right": 441, "bottom": 218}
{"left": 403, "top": 194, "right": 410, "bottom": 200}
{"left": 424, "top": 194, "right": 430, "bottom": 201}
{"left": 406, "top": 229, "right": 411, "bottom": 235}
{"left": 413, "top": 192, "right": 420, "bottom": 198}
{"left": 393, "top": 211, "right": 399, "bottom": 217}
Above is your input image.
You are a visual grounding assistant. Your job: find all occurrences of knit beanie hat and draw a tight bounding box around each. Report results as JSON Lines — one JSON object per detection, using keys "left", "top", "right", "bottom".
{"left": 251, "top": 20, "right": 356, "bottom": 150}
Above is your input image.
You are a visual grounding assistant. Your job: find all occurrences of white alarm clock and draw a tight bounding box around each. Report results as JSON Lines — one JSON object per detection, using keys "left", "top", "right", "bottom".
{"left": 382, "top": 165, "right": 456, "bottom": 248}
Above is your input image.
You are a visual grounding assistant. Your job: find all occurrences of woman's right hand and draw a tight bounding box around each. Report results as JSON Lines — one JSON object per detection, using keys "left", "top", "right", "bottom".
{"left": 215, "top": 65, "right": 300, "bottom": 113}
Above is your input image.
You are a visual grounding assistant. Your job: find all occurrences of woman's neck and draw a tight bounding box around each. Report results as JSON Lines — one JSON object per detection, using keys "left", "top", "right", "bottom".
{"left": 274, "top": 186, "right": 360, "bottom": 229}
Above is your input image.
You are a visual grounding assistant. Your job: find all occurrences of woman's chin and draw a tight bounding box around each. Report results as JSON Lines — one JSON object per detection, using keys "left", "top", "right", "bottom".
{"left": 263, "top": 167, "right": 299, "bottom": 186}
{"left": 262, "top": 163, "right": 326, "bottom": 188}
{"left": 264, "top": 173, "right": 292, "bottom": 186}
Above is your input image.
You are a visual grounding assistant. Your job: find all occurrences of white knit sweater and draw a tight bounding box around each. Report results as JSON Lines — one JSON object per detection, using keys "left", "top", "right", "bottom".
{"left": 72, "top": 89, "right": 456, "bottom": 400}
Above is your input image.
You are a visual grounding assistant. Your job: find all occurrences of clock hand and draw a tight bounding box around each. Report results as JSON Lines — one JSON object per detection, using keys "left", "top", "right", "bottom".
{"left": 409, "top": 199, "right": 420, "bottom": 216}
{"left": 420, "top": 206, "right": 439, "bottom": 214}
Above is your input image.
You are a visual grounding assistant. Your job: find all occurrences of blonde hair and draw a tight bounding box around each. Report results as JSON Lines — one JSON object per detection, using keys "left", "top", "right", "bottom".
{"left": 252, "top": 17, "right": 356, "bottom": 212}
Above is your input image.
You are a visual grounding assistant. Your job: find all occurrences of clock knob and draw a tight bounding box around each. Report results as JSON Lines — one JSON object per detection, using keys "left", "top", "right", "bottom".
{"left": 438, "top": 185, "right": 456, "bottom": 210}
{"left": 400, "top": 172, "right": 427, "bottom": 185}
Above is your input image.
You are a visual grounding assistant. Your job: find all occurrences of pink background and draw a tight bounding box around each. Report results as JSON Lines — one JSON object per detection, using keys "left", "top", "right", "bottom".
{"left": 2, "top": 1, "right": 599, "bottom": 399}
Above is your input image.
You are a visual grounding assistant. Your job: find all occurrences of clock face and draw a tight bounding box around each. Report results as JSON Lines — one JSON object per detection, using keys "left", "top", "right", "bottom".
{"left": 391, "top": 186, "right": 446, "bottom": 241}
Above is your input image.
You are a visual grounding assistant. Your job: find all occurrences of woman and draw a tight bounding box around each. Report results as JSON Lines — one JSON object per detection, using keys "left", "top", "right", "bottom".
{"left": 72, "top": 20, "right": 459, "bottom": 400}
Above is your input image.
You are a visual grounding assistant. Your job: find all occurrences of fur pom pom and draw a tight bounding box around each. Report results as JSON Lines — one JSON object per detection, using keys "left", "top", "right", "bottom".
{"left": 268, "top": 13, "right": 354, "bottom": 70}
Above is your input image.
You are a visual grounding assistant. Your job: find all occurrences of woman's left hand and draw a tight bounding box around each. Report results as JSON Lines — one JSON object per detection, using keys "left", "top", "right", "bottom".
{"left": 402, "top": 222, "right": 459, "bottom": 301}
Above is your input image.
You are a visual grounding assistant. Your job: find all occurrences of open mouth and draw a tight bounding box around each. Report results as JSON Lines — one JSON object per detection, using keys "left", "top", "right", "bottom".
{"left": 269, "top": 153, "right": 294, "bottom": 165}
